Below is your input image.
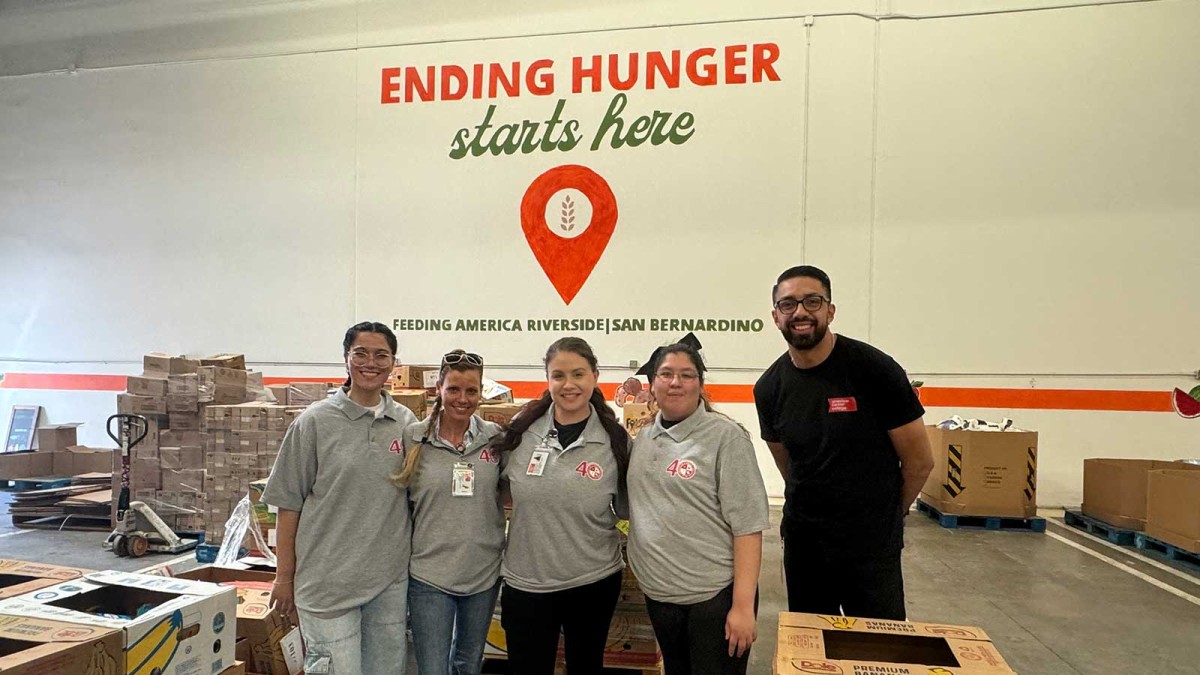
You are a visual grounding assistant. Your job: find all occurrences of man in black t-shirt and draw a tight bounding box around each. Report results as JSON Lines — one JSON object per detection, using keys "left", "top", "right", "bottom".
{"left": 754, "top": 265, "right": 933, "bottom": 620}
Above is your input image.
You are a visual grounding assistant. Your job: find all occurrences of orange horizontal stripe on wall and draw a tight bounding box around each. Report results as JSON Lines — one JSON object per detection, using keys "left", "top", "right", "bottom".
{"left": 0, "top": 372, "right": 1175, "bottom": 412}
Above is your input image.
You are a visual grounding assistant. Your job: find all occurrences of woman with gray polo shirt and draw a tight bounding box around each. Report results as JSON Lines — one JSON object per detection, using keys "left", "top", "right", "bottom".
{"left": 627, "top": 342, "right": 770, "bottom": 675}
{"left": 491, "top": 337, "right": 631, "bottom": 675}
{"left": 391, "top": 350, "right": 504, "bottom": 675}
{"left": 262, "top": 322, "right": 418, "bottom": 675}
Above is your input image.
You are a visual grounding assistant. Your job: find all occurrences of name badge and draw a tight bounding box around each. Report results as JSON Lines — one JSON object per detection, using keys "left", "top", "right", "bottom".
{"left": 527, "top": 450, "right": 550, "bottom": 477}
{"left": 828, "top": 397, "right": 858, "bottom": 413}
{"left": 452, "top": 462, "right": 474, "bottom": 497}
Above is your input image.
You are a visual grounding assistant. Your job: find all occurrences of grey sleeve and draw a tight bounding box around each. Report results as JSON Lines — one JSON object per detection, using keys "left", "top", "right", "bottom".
{"left": 716, "top": 427, "right": 771, "bottom": 537}
{"left": 262, "top": 413, "right": 318, "bottom": 511}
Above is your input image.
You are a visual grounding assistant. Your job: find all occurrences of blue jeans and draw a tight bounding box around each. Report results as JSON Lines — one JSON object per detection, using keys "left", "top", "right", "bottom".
{"left": 298, "top": 576, "right": 409, "bottom": 675}
{"left": 408, "top": 577, "right": 501, "bottom": 675}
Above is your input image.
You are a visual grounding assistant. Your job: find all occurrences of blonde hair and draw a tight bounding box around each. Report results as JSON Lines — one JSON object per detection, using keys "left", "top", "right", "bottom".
{"left": 391, "top": 397, "right": 440, "bottom": 487}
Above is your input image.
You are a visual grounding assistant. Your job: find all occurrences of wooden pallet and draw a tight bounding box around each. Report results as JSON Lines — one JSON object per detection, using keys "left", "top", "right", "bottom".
{"left": 1063, "top": 509, "right": 1136, "bottom": 545}
{"left": 1134, "top": 533, "right": 1200, "bottom": 568}
{"left": 915, "top": 500, "right": 1046, "bottom": 532}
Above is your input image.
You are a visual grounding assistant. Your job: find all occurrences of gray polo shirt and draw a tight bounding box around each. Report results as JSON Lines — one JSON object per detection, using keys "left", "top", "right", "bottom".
{"left": 404, "top": 415, "right": 504, "bottom": 596}
{"left": 501, "top": 405, "right": 625, "bottom": 592}
{"left": 262, "top": 389, "right": 418, "bottom": 615}
{"left": 627, "top": 406, "right": 770, "bottom": 605}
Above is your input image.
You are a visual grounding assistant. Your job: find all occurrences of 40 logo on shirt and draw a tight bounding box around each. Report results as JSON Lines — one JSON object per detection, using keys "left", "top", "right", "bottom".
{"left": 666, "top": 459, "right": 697, "bottom": 480}
{"left": 575, "top": 461, "right": 605, "bottom": 480}
{"left": 478, "top": 448, "right": 499, "bottom": 463}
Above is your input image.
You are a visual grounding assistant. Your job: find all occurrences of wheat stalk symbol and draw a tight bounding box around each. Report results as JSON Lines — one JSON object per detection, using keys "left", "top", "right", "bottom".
{"left": 560, "top": 195, "right": 575, "bottom": 232}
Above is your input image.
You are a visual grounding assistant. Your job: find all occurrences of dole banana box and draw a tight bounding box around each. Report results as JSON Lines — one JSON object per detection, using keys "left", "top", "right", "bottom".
{"left": 774, "top": 612, "right": 1015, "bottom": 674}
{"left": 0, "top": 613, "right": 124, "bottom": 675}
{"left": 0, "top": 559, "right": 91, "bottom": 600}
{"left": 0, "top": 570, "right": 236, "bottom": 675}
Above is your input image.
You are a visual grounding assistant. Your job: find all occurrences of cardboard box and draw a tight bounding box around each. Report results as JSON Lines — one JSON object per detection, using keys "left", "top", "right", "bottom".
{"left": 920, "top": 426, "right": 1038, "bottom": 518}
{"left": 774, "top": 612, "right": 1015, "bottom": 674}
{"left": 0, "top": 570, "right": 237, "bottom": 675}
{"left": 0, "top": 448, "right": 114, "bottom": 482}
{"left": 477, "top": 403, "right": 524, "bottom": 426}
{"left": 116, "top": 394, "right": 167, "bottom": 416}
{"left": 286, "top": 383, "right": 328, "bottom": 407}
{"left": 169, "top": 412, "right": 202, "bottom": 431}
{"left": 391, "top": 389, "right": 428, "bottom": 419}
{"left": 0, "top": 613, "right": 124, "bottom": 675}
{"left": 391, "top": 365, "right": 433, "bottom": 390}
{"left": 1146, "top": 469, "right": 1200, "bottom": 553}
{"left": 0, "top": 560, "right": 90, "bottom": 600}
{"left": 622, "top": 402, "right": 655, "bottom": 436}
{"left": 35, "top": 424, "right": 81, "bottom": 453}
{"left": 143, "top": 352, "right": 200, "bottom": 377}
{"left": 126, "top": 375, "right": 168, "bottom": 397}
{"left": 200, "top": 367, "right": 249, "bottom": 405}
{"left": 265, "top": 385, "right": 290, "bottom": 405}
{"left": 202, "top": 353, "right": 247, "bottom": 370}
{"left": 221, "top": 661, "right": 248, "bottom": 675}
{"left": 174, "top": 567, "right": 299, "bottom": 675}
{"left": 1082, "top": 459, "right": 1200, "bottom": 531}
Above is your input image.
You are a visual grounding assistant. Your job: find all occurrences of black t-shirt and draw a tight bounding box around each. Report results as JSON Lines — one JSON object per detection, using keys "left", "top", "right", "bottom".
{"left": 753, "top": 334, "right": 924, "bottom": 554}
{"left": 553, "top": 418, "right": 588, "bottom": 449}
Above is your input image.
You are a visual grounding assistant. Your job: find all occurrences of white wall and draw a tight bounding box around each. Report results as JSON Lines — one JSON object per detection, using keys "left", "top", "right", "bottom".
{"left": 2, "top": 0, "right": 1198, "bottom": 505}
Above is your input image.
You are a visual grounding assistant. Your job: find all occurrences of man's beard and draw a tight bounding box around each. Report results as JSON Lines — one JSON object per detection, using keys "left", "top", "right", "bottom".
{"left": 781, "top": 321, "right": 827, "bottom": 351}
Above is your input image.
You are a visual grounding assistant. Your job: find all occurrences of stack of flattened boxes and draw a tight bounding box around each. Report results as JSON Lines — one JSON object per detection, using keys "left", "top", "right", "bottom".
{"left": 203, "top": 403, "right": 300, "bottom": 545}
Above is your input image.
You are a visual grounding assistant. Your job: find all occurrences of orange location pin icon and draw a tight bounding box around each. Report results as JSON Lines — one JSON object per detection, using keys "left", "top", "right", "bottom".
{"left": 520, "top": 164, "right": 618, "bottom": 305}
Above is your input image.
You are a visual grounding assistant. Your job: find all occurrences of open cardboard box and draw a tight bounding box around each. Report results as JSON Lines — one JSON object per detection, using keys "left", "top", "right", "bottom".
{"left": 0, "top": 613, "right": 124, "bottom": 674}
{"left": 775, "top": 612, "right": 1015, "bottom": 674}
{"left": 0, "top": 560, "right": 91, "bottom": 600}
{"left": 174, "top": 566, "right": 302, "bottom": 675}
{"left": 0, "top": 570, "right": 236, "bottom": 675}
{"left": 921, "top": 426, "right": 1038, "bottom": 518}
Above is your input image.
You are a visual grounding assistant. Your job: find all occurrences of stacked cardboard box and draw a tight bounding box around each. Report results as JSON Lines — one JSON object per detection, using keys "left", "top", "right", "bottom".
{"left": 203, "top": 404, "right": 297, "bottom": 545}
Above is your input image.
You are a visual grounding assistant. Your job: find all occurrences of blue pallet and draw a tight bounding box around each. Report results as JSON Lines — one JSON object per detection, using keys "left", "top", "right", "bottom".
{"left": 0, "top": 477, "right": 74, "bottom": 492}
{"left": 1134, "top": 533, "right": 1200, "bottom": 568}
{"left": 195, "top": 542, "right": 247, "bottom": 563}
{"left": 915, "top": 499, "right": 1046, "bottom": 532}
{"left": 1063, "top": 510, "right": 1137, "bottom": 545}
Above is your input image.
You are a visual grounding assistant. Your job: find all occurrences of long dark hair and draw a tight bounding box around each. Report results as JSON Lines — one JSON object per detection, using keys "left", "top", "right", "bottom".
{"left": 392, "top": 350, "right": 484, "bottom": 487}
{"left": 492, "top": 337, "right": 629, "bottom": 486}
{"left": 341, "top": 322, "right": 398, "bottom": 389}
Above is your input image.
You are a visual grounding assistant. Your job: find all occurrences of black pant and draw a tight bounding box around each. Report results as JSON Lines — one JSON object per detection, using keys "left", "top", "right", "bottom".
{"left": 500, "top": 570, "right": 622, "bottom": 675}
{"left": 644, "top": 584, "right": 756, "bottom": 675}
{"left": 782, "top": 516, "right": 906, "bottom": 620}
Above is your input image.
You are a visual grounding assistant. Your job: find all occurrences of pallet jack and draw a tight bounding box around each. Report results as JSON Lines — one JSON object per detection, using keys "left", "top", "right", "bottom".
{"left": 102, "top": 413, "right": 199, "bottom": 558}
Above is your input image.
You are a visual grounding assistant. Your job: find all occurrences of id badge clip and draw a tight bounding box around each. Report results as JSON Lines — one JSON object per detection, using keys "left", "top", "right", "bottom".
{"left": 452, "top": 462, "right": 474, "bottom": 496}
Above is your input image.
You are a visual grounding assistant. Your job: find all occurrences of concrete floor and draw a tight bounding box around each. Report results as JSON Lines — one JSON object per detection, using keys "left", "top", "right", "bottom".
{"left": 2, "top": 492, "right": 1198, "bottom": 674}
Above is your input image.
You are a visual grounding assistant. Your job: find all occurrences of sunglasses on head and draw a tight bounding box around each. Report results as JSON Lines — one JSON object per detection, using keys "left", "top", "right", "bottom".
{"left": 443, "top": 351, "right": 483, "bottom": 366}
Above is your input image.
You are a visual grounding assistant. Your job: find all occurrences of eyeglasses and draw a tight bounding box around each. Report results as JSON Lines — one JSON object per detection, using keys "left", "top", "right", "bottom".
{"left": 774, "top": 295, "right": 829, "bottom": 314}
{"left": 655, "top": 370, "right": 700, "bottom": 383}
{"left": 443, "top": 352, "right": 483, "bottom": 366}
{"left": 349, "top": 349, "right": 395, "bottom": 366}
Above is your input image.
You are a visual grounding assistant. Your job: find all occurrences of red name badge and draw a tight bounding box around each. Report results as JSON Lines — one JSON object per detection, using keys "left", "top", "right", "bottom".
{"left": 828, "top": 397, "right": 858, "bottom": 413}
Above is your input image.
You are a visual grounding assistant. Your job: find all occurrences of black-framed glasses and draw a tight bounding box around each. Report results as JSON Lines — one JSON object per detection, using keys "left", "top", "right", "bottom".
{"left": 443, "top": 351, "right": 483, "bottom": 366}
{"left": 774, "top": 295, "right": 829, "bottom": 314}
